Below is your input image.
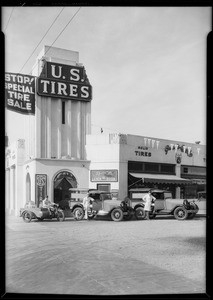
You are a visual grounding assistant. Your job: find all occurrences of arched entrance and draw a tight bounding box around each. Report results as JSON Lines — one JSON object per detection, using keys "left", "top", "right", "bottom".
{"left": 26, "top": 173, "right": 31, "bottom": 203}
{"left": 53, "top": 171, "right": 77, "bottom": 204}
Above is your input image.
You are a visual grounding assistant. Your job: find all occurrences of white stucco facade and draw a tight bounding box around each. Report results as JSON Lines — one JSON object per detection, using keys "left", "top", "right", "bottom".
{"left": 6, "top": 46, "right": 92, "bottom": 215}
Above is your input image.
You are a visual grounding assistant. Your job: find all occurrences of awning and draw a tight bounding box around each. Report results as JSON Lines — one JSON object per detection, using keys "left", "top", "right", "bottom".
{"left": 129, "top": 173, "right": 191, "bottom": 185}
{"left": 188, "top": 178, "right": 206, "bottom": 185}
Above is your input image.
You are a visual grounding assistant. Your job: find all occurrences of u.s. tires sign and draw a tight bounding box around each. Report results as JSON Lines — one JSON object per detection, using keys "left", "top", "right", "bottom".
{"left": 37, "top": 61, "right": 92, "bottom": 101}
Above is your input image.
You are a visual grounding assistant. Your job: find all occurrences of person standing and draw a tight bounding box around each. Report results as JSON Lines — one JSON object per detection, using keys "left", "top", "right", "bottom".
{"left": 83, "top": 193, "right": 94, "bottom": 220}
{"left": 142, "top": 190, "right": 156, "bottom": 220}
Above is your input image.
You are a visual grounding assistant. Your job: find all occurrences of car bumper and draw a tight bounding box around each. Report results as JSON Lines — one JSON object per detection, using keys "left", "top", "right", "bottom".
{"left": 187, "top": 209, "right": 199, "bottom": 214}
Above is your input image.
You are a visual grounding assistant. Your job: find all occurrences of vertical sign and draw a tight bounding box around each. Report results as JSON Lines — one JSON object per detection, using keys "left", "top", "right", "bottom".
{"left": 35, "top": 174, "right": 47, "bottom": 207}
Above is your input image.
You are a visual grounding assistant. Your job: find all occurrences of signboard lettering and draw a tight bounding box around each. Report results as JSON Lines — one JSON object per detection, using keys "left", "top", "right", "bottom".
{"left": 46, "top": 62, "right": 84, "bottom": 82}
{"left": 38, "top": 61, "right": 92, "bottom": 101}
{"left": 135, "top": 151, "right": 151, "bottom": 157}
{"left": 37, "top": 78, "right": 91, "bottom": 101}
{"left": 91, "top": 170, "right": 118, "bottom": 182}
{"left": 5, "top": 73, "right": 35, "bottom": 114}
{"left": 135, "top": 146, "right": 151, "bottom": 157}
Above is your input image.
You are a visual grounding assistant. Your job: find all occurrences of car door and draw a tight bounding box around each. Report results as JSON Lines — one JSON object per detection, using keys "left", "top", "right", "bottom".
{"left": 152, "top": 192, "right": 165, "bottom": 210}
{"left": 91, "top": 193, "right": 102, "bottom": 211}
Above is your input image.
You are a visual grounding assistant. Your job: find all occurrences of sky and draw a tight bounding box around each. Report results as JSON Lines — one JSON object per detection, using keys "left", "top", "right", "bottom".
{"left": 2, "top": 6, "right": 211, "bottom": 145}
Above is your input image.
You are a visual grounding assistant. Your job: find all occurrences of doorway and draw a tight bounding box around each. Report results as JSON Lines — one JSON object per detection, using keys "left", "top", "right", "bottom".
{"left": 53, "top": 171, "right": 77, "bottom": 204}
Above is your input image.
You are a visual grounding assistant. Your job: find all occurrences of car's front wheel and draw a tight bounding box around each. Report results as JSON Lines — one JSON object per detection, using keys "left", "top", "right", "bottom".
{"left": 135, "top": 207, "right": 146, "bottom": 220}
{"left": 174, "top": 206, "right": 188, "bottom": 220}
{"left": 111, "top": 208, "right": 123, "bottom": 222}
{"left": 73, "top": 207, "right": 84, "bottom": 220}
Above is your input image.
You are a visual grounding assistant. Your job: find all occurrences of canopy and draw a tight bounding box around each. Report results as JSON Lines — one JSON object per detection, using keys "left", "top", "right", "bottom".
{"left": 188, "top": 178, "right": 206, "bottom": 185}
{"left": 129, "top": 173, "right": 191, "bottom": 185}
{"left": 54, "top": 177, "right": 77, "bottom": 189}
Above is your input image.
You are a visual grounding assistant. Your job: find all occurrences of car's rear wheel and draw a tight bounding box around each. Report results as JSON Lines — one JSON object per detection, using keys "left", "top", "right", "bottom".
{"left": 111, "top": 208, "right": 123, "bottom": 222}
{"left": 174, "top": 206, "right": 188, "bottom": 220}
{"left": 135, "top": 207, "right": 146, "bottom": 220}
{"left": 23, "top": 211, "right": 33, "bottom": 223}
{"left": 73, "top": 207, "right": 84, "bottom": 220}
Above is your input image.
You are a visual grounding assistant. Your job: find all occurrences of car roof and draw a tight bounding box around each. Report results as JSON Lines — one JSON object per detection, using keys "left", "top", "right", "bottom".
{"left": 129, "top": 188, "right": 168, "bottom": 193}
{"left": 151, "top": 189, "right": 169, "bottom": 193}
{"left": 129, "top": 188, "right": 150, "bottom": 192}
{"left": 88, "top": 190, "right": 111, "bottom": 194}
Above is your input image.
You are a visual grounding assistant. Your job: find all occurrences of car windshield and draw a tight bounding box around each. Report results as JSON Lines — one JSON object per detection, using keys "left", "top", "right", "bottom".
{"left": 102, "top": 193, "right": 113, "bottom": 200}
{"left": 131, "top": 192, "right": 147, "bottom": 199}
{"left": 164, "top": 192, "right": 172, "bottom": 199}
{"left": 198, "top": 192, "right": 206, "bottom": 200}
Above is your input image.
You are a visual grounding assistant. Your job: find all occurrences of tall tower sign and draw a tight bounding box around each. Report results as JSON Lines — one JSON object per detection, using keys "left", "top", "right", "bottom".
{"left": 37, "top": 61, "right": 92, "bottom": 101}
{"left": 26, "top": 46, "right": 93, "bottom": 161}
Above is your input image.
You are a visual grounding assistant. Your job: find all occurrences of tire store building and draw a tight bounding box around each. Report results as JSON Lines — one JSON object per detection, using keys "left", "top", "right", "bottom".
{"left": 5, "top": 46, "right": 206, "bottom": 216}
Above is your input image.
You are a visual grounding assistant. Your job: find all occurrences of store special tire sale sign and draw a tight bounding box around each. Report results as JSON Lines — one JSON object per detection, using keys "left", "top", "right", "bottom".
{"left": 5, "top": 73, "right": 35, "bottom": 114}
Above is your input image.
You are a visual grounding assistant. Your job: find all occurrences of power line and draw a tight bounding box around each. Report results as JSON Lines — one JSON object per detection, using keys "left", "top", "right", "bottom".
{"left": 19, "top": 7, "right": 65, "bottom": 74}
{"left": 45, "top": 7, "right": 81, "bottom": 55}
{"left": 31, "top": 6, "right": 82, "bottom": 75}
{"left": 4, "top": 7, "right": 14, "bottom": 32}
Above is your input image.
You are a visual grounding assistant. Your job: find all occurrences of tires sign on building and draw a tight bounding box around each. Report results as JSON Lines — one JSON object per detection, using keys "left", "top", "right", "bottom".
{"left": 37, "top": 61, "right": 92, "bottom": 101}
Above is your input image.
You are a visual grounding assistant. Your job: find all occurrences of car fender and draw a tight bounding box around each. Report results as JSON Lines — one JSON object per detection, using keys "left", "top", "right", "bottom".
{"left": 21, "top": 209, "right": 27, "bottom": 216}
{"left": 109, "top": 205, "right": 123, "bottom": 213}
{"left": 171, "top": 205, "right": 185, "bottom": 214}
{"left": 134, "top": 204, "right": 144, "bottom": 210}
{"left": 22, "top": 209, "right": 38, "bottom": 219}
{"left": 71, "top": 204, "right": 84, "bottom": 212}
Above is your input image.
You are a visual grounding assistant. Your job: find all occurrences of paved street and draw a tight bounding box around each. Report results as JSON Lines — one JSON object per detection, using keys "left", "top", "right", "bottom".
{"left": 5, "top": 213, "right": 206, "bottom": 296}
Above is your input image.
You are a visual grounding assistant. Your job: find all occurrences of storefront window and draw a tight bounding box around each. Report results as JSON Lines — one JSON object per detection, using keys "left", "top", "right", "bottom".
{"left": 144, "top": 163, "right": 159, "bottom": 172}
{"left": 184, "top": 185, "right": 197, "bottom": 199}
{"left": 97, "top": 184, "right": 110, "bottom": 192}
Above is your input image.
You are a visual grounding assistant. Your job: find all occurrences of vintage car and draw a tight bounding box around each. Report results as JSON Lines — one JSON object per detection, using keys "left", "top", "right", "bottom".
{"left": 195, "top": 191, "right": 206, "bottom": 215}
{"left": 20, "top": 201, "right": 65, "bottom": 222}
{"left": 129, "top": 188, "right": 199, "bottom": 220}
{"left": 70, "top": 190, "right": 132, "bottom": 222}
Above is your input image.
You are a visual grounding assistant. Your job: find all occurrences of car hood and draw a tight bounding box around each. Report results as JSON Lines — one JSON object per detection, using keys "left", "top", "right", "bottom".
{"left": 166, "top": 198, "right": 185, "bottom": 204}
{"left": 103, "top": 199, "right": 122, "bottom": 211}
